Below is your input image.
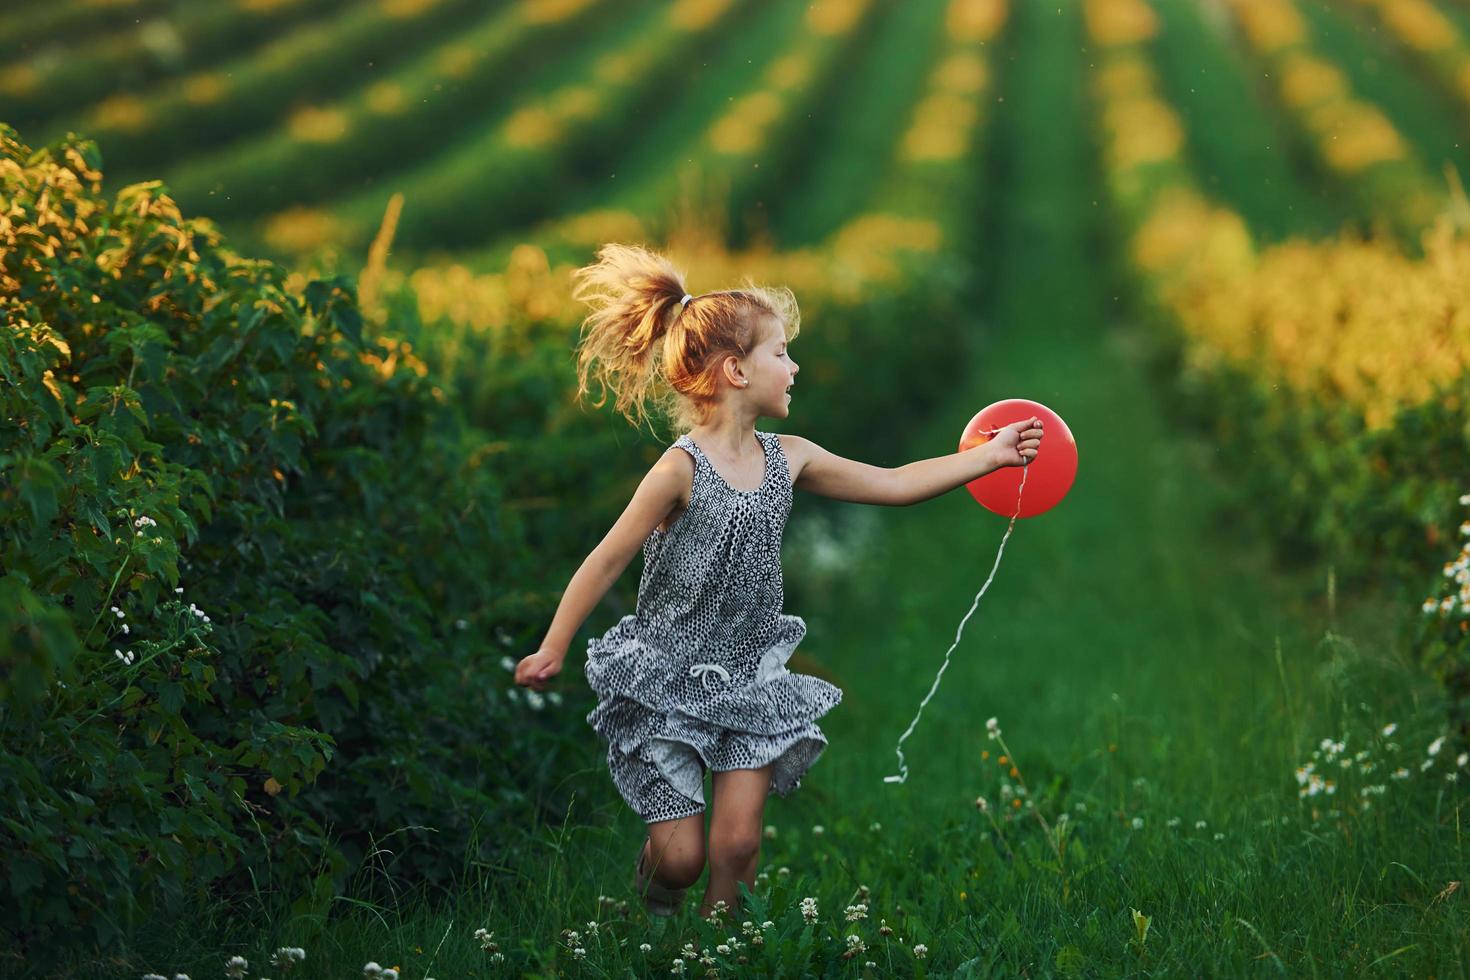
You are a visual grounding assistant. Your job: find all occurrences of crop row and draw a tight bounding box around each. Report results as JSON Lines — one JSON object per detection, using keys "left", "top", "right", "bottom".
{"left": 318, "top": 0, "right": 889, "bottom": 271}
{"left": 1220, "top": 0, "right": 1446, "bottom": 237}
{"left": 163, "top": 0, "right": 639, "bottom": 226}
{"left": 0, "top": 0, "right": 174, "bottom": 59}
{"left": 1339, "top": 0, "right": 1470, "bottom": 121}
{"left": 459, "top": 0, "right": 1004, "bottom": 279}
{"left": 3, "top": 0, "right": 355, "bottom": 132}
{"left": 31, "top": 0, "right": 546, "bottom": 180}
{"left": 280, "top": 0, "right": 770, "bottom": 259}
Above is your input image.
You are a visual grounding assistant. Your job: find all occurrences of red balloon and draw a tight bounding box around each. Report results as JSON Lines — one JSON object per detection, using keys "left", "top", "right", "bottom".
{"left": 958, "top": 399, "right": 1077, "bottom": 518}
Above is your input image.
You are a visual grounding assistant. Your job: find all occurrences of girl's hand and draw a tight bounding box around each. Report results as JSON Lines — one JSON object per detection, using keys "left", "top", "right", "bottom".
{"left": 988, "top": 416, "right": 1044, "bottom": 468}
{"left": 515, "top": 649, "right": 564, "bottom": 691}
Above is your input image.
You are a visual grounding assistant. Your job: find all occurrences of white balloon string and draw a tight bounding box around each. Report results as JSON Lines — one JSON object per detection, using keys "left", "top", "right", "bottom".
{"left": 882, "top": 438, "right": 1030, "bottom": 786}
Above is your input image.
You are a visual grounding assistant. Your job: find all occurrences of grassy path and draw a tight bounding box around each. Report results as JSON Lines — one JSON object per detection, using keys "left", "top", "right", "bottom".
{"left": 808, "top": 0, "right": 1319, "bottom": 814}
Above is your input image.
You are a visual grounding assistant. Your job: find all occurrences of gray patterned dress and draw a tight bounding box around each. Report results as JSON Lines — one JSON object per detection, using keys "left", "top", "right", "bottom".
{"left": 584, "top": 430, "right": 843, "bottom": 823}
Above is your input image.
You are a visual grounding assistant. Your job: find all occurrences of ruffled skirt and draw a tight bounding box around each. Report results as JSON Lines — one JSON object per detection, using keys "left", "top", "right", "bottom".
{"left": 584, "top": 614, "right": 843, "bottom": 820}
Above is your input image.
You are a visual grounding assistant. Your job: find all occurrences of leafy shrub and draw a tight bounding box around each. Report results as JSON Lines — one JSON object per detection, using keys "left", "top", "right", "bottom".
{"left": 0, "top": 124, "right": 556, "bottom": 951}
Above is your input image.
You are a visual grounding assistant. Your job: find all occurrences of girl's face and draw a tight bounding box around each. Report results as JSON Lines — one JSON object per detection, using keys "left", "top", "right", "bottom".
{"left": 750, "top": 317, "right": 798, "bottom": 416}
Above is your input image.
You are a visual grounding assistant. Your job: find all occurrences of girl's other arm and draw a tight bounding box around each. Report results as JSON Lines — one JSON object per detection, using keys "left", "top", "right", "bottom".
{"left": 784, "top": 418, "right": 1042, "bottom": 506}
{"left": 515, "top": 450, "right": 691, "bottom": 690}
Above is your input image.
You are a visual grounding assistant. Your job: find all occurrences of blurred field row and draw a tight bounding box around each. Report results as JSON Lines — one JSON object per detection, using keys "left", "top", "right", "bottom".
{"left": 8, "top": 0, "right": 1470, "bottom": 269}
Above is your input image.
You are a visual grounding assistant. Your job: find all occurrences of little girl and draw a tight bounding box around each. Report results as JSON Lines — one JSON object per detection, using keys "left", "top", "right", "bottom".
{"left": 515, "top": 243, "right": 1042, "bottom": 921}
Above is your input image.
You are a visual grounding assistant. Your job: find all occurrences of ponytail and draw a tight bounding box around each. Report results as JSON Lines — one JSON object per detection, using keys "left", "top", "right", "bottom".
{"left": 571, "top": 243, "right": 801, "bottom": 435}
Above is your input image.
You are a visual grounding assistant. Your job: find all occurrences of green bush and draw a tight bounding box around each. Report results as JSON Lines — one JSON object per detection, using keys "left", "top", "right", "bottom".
{"left": 0, "top": 123, "right": 562, "bottom": 951}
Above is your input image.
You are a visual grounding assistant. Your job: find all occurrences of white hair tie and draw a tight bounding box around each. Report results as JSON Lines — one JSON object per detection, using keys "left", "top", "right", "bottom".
{"left": 678, "top": 293, "right": 694, "bottom": 310}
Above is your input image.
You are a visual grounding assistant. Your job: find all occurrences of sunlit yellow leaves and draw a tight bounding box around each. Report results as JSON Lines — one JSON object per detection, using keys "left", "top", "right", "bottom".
{"left": 287, "top": 105, "right": 350, "bottom": 144}
{"left": 708, "top": 92, "right": 783, "bottom": 155}
{"left": 806, "top": 0, "right": 869, "bottom": 37}
{"left": 1230, "top": 0, "right": 1306, "bottom": 54}
{"left": 767, "top": 52, "right": 816, "bottom": 93}
{"left": 1280, "top": 54, "right": 1347, "bottom": 108}
{"left": 670, "top": 0, "right": 734, "bottom": 32}
{"left": 594, "top": 49, "right": 654, "bottom": 86}
{"left": 1167, "top": 220, "right": 1470, "bottom": 430}
{"left": 435, "top": 43, "right": 480, "bottom": 80}
{"left": 181, "top": 72, "right": 228, "bottom": 106}
{"left": 1132, "top": 189, "right": 1254, "bottom": 281}
{"left": 902, "top": 93, "right": 979, "bottom": 162}
{"left": 504, "top": 85, "right": 602, "bottom": 149}
{"left": 1313, "top": 103, "right": 1405, "bottom": 172}
{"left": 1083, "top": 0, "right": 1158, "bottom": 47}
{"left": 947, "top": 0, "right": 1007, "bottom": 43}
{"left": 935, "top": 52, "right": 989, "bottom": 95}
{"left": 90, "top": 93, "right": 149, "bottom": 132}
{"left": 381, "top": 0, "right": 442, "bottom": 18}
{"left": 1101, "top": 95, "right": 1184, "bottom": 170}
{"left": 262, "top": 206, "right": 342, "bottom": 255}
{"left": 1372, "top": 0, "right": 1454, "bottom": 53}
{"left": 0, "top": 64, "right": 40, "bottom": 98}
{"left": 365, "top": 81, "right": 409, "bottom": 116}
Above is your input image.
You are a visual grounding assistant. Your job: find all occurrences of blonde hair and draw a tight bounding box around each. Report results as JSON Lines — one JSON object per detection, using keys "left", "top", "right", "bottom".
{"left": 570, "top": 242, "right": 800, "bottom": 437}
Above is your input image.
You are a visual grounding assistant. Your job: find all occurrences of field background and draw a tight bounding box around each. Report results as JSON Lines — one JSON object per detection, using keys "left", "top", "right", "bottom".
{"left": 4, "top": 0, "right": 1470, "bottom": 974}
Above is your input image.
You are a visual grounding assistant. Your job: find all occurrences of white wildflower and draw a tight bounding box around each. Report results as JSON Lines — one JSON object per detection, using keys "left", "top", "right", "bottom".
{"left": 639, "top": 943, "right": 652, "bottom": 953}
{"left": 800, "top": 896, "right": 819, "bottom": 924}
{"left": 986, "top": 717, "right": 1001, "bottom": 740}
{"left": 1131, "top": 817, "right": 1144, "bottom": 830}
{"left": 270, "top": 948, "right": 305, "bottom": 971}
{"left": 811, "top": 824, "right": 824, "bottom": 836}
{"left": 845, "top": 903, "right": 868, "bottom": 921}
{"left": 226, "top": 958, "right": 249, "bottom": 980}
{"left": 1195, "top": 820, "right": 1207, "bottom": 830}
{"left": 499, "top": 655, "right": 516, "bottom": 672}
{"left": 1382, "top": 723, "right": 1397, "bottom": 737}
{"left": 1429, "top": 736, "right": 1446, "bottom": 757}
{"left": 913, "top": 943, "right": 929, "bottom": 959}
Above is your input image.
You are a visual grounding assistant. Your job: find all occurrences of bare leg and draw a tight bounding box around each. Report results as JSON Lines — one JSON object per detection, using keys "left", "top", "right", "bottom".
{"left": 700, "top": 765, "right": 773, "bottom": 920}
{"left": 642, "top": 811, "right": 706, "bottom": 891}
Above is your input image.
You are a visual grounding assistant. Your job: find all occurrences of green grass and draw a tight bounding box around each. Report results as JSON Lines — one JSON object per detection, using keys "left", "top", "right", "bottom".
{"left": 39, "top": 1, "right": 1470, "bottom": 976}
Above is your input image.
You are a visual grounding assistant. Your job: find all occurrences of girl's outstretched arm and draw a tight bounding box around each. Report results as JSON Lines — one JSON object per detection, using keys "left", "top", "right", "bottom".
{"left": 783, "top": 418, "right": 1042, "bottom": 506}
{"left": 514, "top": 449, "right": 691, "bottom": 690}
